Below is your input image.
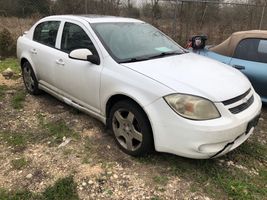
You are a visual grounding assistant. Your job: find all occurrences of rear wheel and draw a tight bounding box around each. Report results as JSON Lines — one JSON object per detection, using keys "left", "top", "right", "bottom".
{"left": 22, "top": 62, "right": 42, "bottom": 95}
{"left": 108, "top": 100, "right": 154, "bottom": 156}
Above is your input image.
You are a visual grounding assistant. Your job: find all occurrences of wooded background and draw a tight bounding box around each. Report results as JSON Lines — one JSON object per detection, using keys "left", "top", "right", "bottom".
{"left": 0, "top": 0, "right": 267, "bottom": 57}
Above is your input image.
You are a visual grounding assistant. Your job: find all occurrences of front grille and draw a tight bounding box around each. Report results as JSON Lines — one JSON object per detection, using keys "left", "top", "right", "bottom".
{"left": 222, "top": 88, "right": 254, "bottom": 114}
{"left": 229, "top": 95, "right": 254, "bottom": 114}
{"left": 222, "top": 88, "right": 251, "bottom": 106}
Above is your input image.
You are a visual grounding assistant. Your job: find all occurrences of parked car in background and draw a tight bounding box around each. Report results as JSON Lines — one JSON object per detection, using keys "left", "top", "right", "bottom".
{"left": 17, "top": 16, "right": 262, "bottom": 159}
{"left": 188, "top": 31, "right": 267, "bottom": 103}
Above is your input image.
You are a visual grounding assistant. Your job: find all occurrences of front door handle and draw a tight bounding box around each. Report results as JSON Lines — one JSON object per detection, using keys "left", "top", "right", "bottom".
{"left": 233, "top": 65, "right": 245, "bottom": 70}
{"left": 56, "top": 59, "right": 65, "bottom": 66}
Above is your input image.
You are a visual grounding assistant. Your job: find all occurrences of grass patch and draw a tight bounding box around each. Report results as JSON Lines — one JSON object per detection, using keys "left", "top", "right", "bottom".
{"left": 84, "top": 137, "right": 92, "bottom": 152}
{"left": 11, "top": 90, "right": 26, "bottom": 109}
{"left": 194, "top": 160, "right": 265, "bottom": 200}
{"left": 134, "top": 155, "right": 155, "bottom": 164}
{"left": 0, "top": 119, "right": 79, "bottom": 149}
{"left": 234, "top": 139, "right": 267, "bottom": 163}
{"left": 0, "top": 132, "right": 27, "bottom": 151}
{"left": 37, "top": 113, "right": 45, "bottom": 127}
{"left": 11, "top": 157, "right": 28, "bottom": 170}
{"left": 82, "top": 137, "right": 96, "bottom": 164}
{"left": 151, "top": 196, "right": 161, "bottom": 200}
{"left": 0, "top": 58, "right": 20, "bottom": 74}
{"left": 153, "top": 175, "right": 169, "bottom": 186}
{"left": 137, "top": 143, "right": 267, "bottom": 200}
{"left": 0, "top": 176, "right": 79, "bottom": 200}
{"left": 0, "top": 189, "right": 38, "bottom": 200}
{"left": 42, "top": 176, "right": 79, "bottom": 200}
{"left": 0, "top": 85, "right": 8, "bottom": 100}
{"left": 105, "top": 189, "right": 113, "bottom": 196}
{"left": 166, "top": 155, "right": 266, "bottom": 200}
{"left": 43, "top": 120, "right": 80, "bottom": 145}
{"left": 62, "top": 148, "right": 73, "bottom": 156}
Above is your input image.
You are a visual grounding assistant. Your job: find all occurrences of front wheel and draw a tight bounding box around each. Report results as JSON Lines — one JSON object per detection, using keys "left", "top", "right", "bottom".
{"left": 108, "top": 100, "right": 154, "bottom": 156}
{"left": 22, "top": 62, "right": 42, "bottom": 95}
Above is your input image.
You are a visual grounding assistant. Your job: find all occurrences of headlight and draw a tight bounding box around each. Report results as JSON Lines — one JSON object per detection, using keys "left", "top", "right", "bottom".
{"left": 164, "top": 94, "right": 220, "bottom": 120}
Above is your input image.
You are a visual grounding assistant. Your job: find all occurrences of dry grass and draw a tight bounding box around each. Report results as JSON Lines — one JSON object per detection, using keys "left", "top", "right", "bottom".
{"left": 0, "top": 16, "right": 245, "bottom": 48}
{"left": 0, "top": 17, "right": 38, "bottom": 40}
{"left": 0, "top": 16, "right": 229, "bottom": 48}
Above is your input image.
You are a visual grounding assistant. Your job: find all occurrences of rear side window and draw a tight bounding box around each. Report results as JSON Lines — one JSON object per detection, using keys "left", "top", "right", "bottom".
{"left": 233, "top": 38, "right": 267, "bottom": 63}
{"left": 33, "top": 21, "right": 60, "bottom": 47}
{"left": 61, "top": 22, "right": 97, "bottom": 55}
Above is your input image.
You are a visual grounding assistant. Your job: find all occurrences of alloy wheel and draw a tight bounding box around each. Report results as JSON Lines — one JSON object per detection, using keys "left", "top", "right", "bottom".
{"left": 112, "top": 109, "right": 143, "bottom": 152}
{"left": 23, "top": 65, "right": 35, "bottom": 92}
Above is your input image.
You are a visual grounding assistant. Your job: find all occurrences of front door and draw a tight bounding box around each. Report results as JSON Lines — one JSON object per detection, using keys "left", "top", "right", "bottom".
{"left": 54, "top": 21, "right": 103, "bottom": 113}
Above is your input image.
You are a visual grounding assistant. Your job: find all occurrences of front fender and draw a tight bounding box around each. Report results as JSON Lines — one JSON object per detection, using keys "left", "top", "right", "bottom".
{"left": 100, "top": 63, "right": 174, "bottom": 116}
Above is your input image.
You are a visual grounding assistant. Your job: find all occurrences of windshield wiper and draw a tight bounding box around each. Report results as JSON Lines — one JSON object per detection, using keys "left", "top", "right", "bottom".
{"left": 119, "top": 57, "right": 149, "bottom": 63}
{"left": 119, "top": 50, "right": 186, "bottom": 64}
{"left": 147, "top": 51, "right": 184, "bottom": 60}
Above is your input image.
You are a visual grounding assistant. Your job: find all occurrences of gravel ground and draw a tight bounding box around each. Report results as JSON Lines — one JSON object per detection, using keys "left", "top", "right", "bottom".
{"left": 0, "top": 74, "right": 266, "bottom": 200}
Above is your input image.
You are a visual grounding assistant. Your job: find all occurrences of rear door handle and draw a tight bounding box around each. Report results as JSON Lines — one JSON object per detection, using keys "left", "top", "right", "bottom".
{"left": 30, "top": 49, "right": 37, "bottom": 55}
{"left": 233, "top": 65, "right": 245, "bottom": 70}
{"left": 56, "top": 59, "right": 65, "bottom": 66}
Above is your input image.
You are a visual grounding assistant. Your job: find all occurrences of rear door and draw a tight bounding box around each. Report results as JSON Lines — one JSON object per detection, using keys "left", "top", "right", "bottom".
{"left": 31, "top": 20, "right": 61, "bottom": 88}
{"left": 230, "top": 38, "right": 267, "bottom": 99}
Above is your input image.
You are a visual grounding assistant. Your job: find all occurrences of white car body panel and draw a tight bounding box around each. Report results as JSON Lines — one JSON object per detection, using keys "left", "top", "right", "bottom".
{"left": 123, "top": 53, "right": 251, "bottom": 102}
{"left": 17, "top": 15, "right": 262, "bottom": 159}
{"left": 99, "top": 57, "right": 174, "bottom": 114}
{"left": 145, "top": 91, "right": 261, "bottom": 159}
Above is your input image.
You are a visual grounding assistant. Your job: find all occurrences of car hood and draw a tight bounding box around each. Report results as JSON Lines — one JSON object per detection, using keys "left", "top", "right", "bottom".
{"left": 121, "top": 53, "right": 251, "bottom": 102}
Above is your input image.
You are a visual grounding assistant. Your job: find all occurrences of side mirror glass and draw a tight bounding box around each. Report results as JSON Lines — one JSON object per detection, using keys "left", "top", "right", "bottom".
{"left": 69, "top": 49, "right": 93, "bottom": 61}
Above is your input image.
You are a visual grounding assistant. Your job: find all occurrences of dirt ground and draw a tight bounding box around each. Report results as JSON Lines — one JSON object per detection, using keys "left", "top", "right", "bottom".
{"left": 0, "top": 74, "right": 266, "bottom": 200}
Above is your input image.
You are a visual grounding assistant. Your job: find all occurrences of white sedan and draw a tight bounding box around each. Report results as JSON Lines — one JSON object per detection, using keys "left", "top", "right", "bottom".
{"left": 17, "top": 15, "right": 262, "bottom": 159}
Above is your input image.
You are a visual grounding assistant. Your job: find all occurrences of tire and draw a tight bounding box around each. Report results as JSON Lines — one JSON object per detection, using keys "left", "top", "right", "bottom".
{"left": 22, "top": 62, "right": 42, "bottom": 95}
{"left": 108, "top": 100, "right": 154, "bottom": 156}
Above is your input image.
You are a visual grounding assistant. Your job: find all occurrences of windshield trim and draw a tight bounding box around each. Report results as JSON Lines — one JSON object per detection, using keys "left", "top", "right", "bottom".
{"left": 90, "top": 22, "right": 186, "bottom": 63}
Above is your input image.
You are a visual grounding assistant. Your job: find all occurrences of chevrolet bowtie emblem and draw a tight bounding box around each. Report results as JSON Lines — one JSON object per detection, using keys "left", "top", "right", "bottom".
{"left": 243, "top": 97, "right": 248, "bottom": 104}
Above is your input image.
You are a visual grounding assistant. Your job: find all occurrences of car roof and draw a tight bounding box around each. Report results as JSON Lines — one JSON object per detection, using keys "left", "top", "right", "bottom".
{"left": 44, "top": 15, "right": 143, "bottom": 24}
{"left": 210, "top": 30, "right": 267, "bottom": 57}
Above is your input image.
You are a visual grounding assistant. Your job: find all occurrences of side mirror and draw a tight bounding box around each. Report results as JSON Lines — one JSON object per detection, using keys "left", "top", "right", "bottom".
{"left": 69, "top": 49, "right": 100, "bottom": 65}
{"left": 87, "top": 55, "right": 100, "bottom": 65}
{"left": 69, "top": 49, "right": 93, "bottom": 61}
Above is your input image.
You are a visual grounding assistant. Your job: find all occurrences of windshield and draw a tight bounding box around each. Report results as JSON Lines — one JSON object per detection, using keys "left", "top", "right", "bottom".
{"left": 91, "top": 22, "right": 185, "bottom": 63}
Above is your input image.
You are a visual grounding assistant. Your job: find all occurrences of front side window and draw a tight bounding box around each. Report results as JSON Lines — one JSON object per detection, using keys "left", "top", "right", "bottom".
{"left": 91, "top": 22, "right": 185, "bottom": 63}
{"left": 61, "top": 22, "right": 97, "bottom": 55}
{"left": 33, "top": 21, "right": 60, "bottom": 47}
{"left": 234, "top": 38, "right": 267, "bottom": 63}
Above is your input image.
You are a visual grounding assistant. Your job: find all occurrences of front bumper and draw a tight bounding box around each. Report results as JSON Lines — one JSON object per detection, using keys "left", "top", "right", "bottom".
{"left": 144, "top": 93, "right": 262, "bottom": 159}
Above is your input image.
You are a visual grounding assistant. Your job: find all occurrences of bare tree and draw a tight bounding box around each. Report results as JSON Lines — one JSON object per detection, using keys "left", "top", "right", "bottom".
{"left": 259, "top": 0, "right": 267, "bottom": 29}
{"left": 151, "top": 0, "right": 161, "bottom": 24}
